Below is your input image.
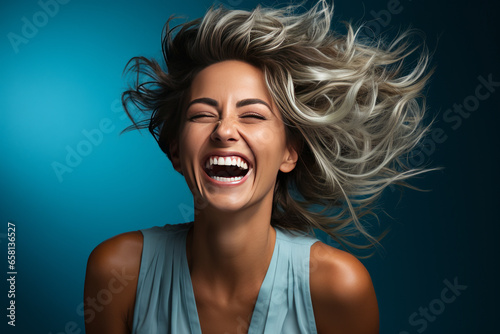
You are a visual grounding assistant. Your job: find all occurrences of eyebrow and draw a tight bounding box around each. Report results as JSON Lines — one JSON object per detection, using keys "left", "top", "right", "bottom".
{"left": 186, "top": 97, "right": 272, "bottom": 111}
{"left": 236, "top": 98, "right": 272, "bottom": 111}
{"left": 186, "top": 97, "right": 218, "bottom": 109}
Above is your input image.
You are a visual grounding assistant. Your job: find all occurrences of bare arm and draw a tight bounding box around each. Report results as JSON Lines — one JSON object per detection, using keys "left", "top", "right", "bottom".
{"left": 83, "top": 231, "right": 143, "bottom": 334}
{"left": 310, "top": 242, "right": 379, "bottom": 334}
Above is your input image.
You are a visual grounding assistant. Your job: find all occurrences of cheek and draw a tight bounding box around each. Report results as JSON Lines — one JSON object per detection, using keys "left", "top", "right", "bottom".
{"left": 250, "top": 126, "right": 288, "bottom": 169}
{"left": 252, "top": 128, "right": 274, "bottom": 147}
{"left": 251, "top": 122, "right": 287, "bottom": 148}
{"left": 178, "top": 126, "right": 200, "bottom": 166}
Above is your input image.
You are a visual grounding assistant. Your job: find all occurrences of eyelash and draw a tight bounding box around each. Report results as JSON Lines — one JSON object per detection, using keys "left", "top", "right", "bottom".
{"left": 188, "top": 114, "right": 216, "bottom": 121}
{"left": 241, "top": 113, "right": 266, "bottom": 120}
{"left": 188, "top": 113, "right": 266, "bottom": 121}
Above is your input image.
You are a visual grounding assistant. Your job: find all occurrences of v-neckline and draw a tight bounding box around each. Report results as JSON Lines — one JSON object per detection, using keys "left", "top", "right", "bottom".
{"left": 180, "top": 224, "right": 280, "bottom": 334}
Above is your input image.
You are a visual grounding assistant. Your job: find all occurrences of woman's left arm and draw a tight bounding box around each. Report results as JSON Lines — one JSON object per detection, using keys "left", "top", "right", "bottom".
{"left": 310, "top": 242, "right": 379, "bottom": 334}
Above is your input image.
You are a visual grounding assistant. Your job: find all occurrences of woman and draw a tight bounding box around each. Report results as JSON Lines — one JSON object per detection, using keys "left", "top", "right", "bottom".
{"left": 84, "top": 1, "right": 430, "bottom": 333}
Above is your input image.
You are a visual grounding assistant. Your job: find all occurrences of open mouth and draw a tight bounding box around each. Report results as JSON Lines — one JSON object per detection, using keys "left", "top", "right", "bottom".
{"left": 204, "top": 155, "right": 250, "bottom": 182}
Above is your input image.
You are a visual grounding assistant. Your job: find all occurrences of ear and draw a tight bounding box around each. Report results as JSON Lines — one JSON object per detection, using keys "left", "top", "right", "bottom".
{"left": 279, "top": 145, "right": 298, "bottom": 173}
{"left": 169, "top": 142, "right": 183, "bottom": 174}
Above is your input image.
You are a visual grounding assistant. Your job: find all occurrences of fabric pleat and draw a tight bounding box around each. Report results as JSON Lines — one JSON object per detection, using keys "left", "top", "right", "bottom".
{"left": 132, "top": 223, "right": 319, "bottom": 334}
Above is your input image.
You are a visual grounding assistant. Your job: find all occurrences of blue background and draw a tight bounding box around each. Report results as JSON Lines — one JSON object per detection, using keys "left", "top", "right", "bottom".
{"left": 1, "top": 0, "right": 498, "bottom": 333}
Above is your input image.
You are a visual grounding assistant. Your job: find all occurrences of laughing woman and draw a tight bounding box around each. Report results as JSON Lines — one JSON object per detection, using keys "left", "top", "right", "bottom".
{"left": 84, "top": 1, "right": 430, "bottom": 333}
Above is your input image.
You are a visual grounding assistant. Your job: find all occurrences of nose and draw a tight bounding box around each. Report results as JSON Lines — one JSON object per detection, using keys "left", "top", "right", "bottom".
{"left": 210, "top": 117, "right": 239, "bottom": 144}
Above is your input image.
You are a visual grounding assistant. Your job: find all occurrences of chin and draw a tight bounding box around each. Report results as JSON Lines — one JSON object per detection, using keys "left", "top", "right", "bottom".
{"left": 200, "top": 198, "right": 250, "bottom": 214}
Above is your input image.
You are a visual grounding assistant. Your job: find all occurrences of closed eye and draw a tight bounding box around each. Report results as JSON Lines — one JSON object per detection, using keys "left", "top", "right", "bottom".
{"left": 188, "top": 113, "right": 218, "bottom": 122}
{"left": 240, "top": 113, "right": 266, "bottom": 120}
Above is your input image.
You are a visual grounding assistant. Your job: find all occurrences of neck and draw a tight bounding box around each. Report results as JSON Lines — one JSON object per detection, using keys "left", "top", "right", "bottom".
{"left": 186, "top": 199, "right": 276, "bottom": 298}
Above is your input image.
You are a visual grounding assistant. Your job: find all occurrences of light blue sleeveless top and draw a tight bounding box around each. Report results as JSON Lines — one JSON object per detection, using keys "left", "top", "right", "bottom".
{"left": 132, "top": 222, "right": 319, "bottom": 333}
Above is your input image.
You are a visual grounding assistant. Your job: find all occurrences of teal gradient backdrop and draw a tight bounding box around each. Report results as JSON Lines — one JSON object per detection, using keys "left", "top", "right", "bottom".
{"left": 1, "top": 0, "right": 498, "bottom": 333}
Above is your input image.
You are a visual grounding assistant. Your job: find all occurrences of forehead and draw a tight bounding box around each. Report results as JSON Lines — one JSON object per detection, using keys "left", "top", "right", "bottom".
{"left": 189, "top": 60, "right": 273, "bottom": 103}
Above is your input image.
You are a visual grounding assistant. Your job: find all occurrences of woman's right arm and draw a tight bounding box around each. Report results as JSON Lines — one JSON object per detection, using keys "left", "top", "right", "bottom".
{"left": 83, "top": 231, "right": 143, "bottom": 334}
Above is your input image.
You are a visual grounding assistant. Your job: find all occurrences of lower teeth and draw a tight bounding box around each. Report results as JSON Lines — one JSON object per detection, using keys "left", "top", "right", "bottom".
{"left": 211, "top": 176, "right": 243, "bottom": 182}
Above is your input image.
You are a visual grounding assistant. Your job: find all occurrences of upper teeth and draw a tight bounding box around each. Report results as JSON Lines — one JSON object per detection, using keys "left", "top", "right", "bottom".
{"left": 205, "top": 156, "right": 248, "bottom": 169}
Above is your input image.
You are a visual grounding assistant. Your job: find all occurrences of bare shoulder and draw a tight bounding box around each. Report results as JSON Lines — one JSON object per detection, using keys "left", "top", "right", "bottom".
{"left": 87, "top": 231, "right": 144, "bottom": 270}
{"left": 84, "top": 231, "right": 144, "bottom": 334}
{"left": 309, "top": 241, "right": 379, "bottom": 334}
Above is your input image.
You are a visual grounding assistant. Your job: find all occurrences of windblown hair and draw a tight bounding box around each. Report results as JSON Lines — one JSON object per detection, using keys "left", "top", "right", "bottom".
{"left": 122, "top": 0, "right": 432, "bottom": 252}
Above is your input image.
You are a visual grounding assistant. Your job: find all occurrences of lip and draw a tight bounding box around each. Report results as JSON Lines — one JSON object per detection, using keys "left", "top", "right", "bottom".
{"left": 201, "top": 150, "right": 254, "bottom": 186}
